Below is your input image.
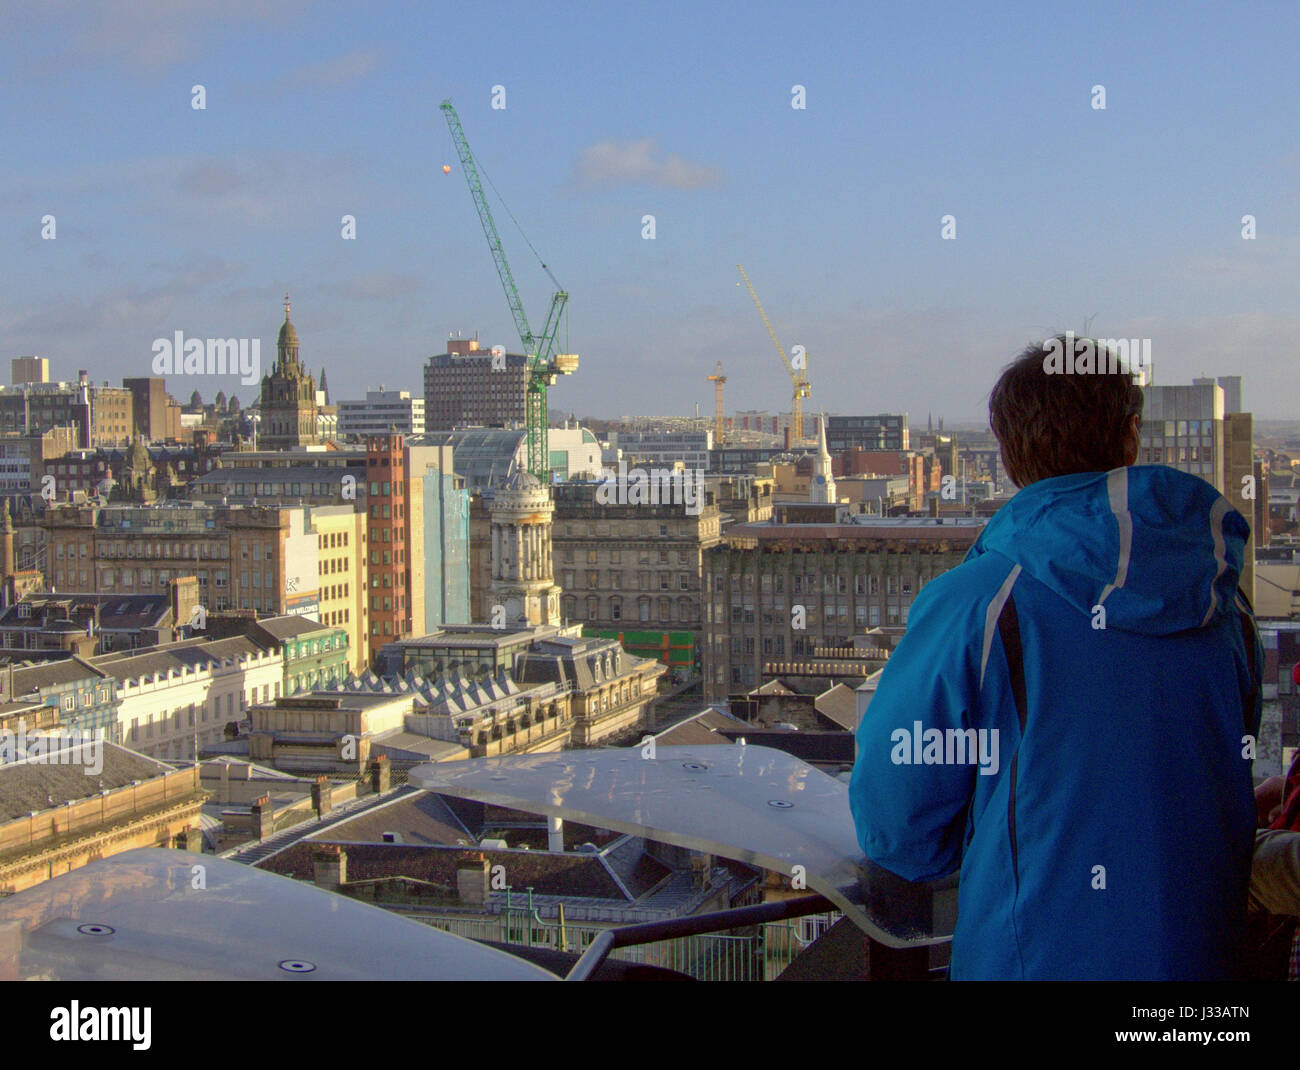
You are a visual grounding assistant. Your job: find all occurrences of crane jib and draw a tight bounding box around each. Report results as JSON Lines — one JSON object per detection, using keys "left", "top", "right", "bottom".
{"left": 440, "top": 100, "right": 577, "bottom": 479}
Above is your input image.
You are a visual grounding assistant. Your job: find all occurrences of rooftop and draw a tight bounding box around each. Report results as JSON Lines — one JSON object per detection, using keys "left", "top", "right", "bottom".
{"left": 254, "top": 615, "right": 340, "bottom": 642}
{"left": 11, "top": 658, "right": 109, "bottom": 692}
{"left": 0, "top": 593, "right": 170, "bottom": 632}
{"left": 89, "top": 635, "right": 272, "bottom": 682}
{"left": 0, "top": 743, "right": 179, "bottom": 822}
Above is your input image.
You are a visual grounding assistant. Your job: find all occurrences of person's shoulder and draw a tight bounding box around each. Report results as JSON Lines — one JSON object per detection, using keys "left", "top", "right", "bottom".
{"left": 907, "top": 551, "right": 1020, "bottom": 635}
{"left": 917, "top": 551, "right": 1018, "bottom": 606}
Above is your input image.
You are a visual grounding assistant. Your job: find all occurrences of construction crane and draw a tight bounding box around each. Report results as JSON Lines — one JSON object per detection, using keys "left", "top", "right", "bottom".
{"left": 440, "top": 100, "right": 578, "bottom": 481}
{"left": 707, "top": 361, "right": 726, "bottom": 445}
{"left": 736, "top": 264, "right": 812, "bottom": 447}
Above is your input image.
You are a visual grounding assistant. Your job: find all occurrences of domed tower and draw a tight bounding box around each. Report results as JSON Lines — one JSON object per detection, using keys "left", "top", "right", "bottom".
{"left": 487, "top": 470, "right": 561, "bottom": 628}
{"left": 258, "top": 293, "right": 320, "bottom": 450}
{"left": 276, "top": 294, "right": 300, "bottom": 371}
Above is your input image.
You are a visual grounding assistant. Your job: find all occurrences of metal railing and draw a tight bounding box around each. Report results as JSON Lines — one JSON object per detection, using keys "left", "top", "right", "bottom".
{"left": 414, "top": 895, "right": 842, "bottom": 981}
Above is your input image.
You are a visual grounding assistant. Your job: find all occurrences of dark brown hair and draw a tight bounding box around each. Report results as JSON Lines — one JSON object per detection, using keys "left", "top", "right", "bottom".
{"left": 989, "top": 335, "right": 1144, "bottom": 488}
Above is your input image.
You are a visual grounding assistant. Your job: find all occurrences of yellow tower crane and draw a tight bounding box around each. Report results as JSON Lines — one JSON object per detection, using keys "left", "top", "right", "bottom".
{"left": 736, "top": 264, "right": 812, "bottom": 447}
{"left": 707, "top": 361, "right": 727, "bottom": 446}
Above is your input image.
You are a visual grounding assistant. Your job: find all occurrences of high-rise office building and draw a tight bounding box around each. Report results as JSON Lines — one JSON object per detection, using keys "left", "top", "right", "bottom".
{"left": 423, "top": 338, "right": 527, "bottom": 430}
{"left": 1139, "top": 378, "right": 1255, "bottom": 603}
{"left": 11, "top": 357, "right": 49, "bottom": 385}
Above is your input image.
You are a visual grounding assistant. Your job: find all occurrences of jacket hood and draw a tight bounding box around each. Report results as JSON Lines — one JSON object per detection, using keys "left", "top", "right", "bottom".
{"left": 966, "top": 465, "right": 1248, "bottom": 635}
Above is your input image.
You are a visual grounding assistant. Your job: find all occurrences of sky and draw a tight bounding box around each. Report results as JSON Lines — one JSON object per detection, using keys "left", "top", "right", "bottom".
{"left": 3, "top": 0, "right": 1299, "bottom": 424}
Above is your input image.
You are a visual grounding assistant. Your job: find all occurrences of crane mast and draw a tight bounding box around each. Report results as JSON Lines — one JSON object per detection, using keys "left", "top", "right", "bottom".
{"left": 707, "top": 361, "right": 727, "bottom": 445}
{"left": 440, "top": 100, "right": 577, "bottom": 480}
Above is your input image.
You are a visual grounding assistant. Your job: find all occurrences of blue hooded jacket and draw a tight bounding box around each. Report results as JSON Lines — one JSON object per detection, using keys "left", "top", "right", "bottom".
{"left": 849, "top": 465, "right": 1261, "bottom": 980}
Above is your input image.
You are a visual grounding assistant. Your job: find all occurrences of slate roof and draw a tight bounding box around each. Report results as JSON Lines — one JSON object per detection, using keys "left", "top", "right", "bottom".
{"left": 89, "top": 635, "right": 272, "bottom": 682}
{"left": 0, "top": 594, "right": 170, "bottom": 632}
{"left": 654, "top": 706, "right": 753, "bottom": 746}
{"left": 304, "top": 791, "right": 476, "bottom": 847}
{"left": 0, "top": 743, "right": 179, "bottom": 822}
{"left": 813, "top": 683, "right": 858, "bottom": 730}
{"left": 368, "top": 730, "right": 468, "bottom": 764}
{"left": 332, "top": 668, "right": 525, "bottom": 719}
{"left": 255, "top": 615, "right": 334, "bottom": 641}
{"left": 11, "top": 657, "right": 108, "bottom": 693}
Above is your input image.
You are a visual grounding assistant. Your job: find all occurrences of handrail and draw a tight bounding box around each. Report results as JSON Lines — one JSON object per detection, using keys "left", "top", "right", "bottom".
{"left": 564, "top": 893, "right": 837, "bottom": 981}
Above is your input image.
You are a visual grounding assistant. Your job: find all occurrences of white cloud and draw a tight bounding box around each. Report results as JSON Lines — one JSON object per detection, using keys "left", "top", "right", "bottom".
{"left": 572, "top": 138, "right": 722, "bottom": 191}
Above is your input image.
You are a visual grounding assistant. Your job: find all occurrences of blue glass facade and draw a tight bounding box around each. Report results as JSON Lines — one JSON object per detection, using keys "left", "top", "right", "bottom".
{"left": 423, "top": 471, "right": 471, "bottom": 627}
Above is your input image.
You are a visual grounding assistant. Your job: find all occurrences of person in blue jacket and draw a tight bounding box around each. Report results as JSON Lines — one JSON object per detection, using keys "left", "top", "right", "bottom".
{"left": 849, "top": 336, "right": 1261, "bottom": 980}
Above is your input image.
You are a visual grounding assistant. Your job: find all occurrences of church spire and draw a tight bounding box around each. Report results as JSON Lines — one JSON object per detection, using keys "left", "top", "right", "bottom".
{"left": 810, "top": 412, "right": 837, "bottom": 504}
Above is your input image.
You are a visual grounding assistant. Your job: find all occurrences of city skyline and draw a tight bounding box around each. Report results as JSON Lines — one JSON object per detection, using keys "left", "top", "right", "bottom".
{"left": 5, "top": 1, "right": 1298, "bottom": 424}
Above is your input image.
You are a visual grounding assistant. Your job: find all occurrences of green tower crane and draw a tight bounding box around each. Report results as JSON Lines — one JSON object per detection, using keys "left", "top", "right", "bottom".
{"left": 440, "top": 100, "right": 578, "bottom": 481}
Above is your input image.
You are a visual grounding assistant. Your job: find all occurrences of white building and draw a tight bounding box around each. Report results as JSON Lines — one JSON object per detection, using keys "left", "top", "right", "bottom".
{"left": 606, "top": 429, "right": 713, "bottom": 471}
{"left": 338, "top": 389, "right": 426, "bottom": 438}
{"left": 1138, "top": 382, "right": 1225, "bottom": 489}
{"left": 0, "top": 439, "right": 32, "bottom": 492}
{"left": 92, "top": 637, "right": 284, "bottom": 762}
{"left": 547, "top": 424, "right": 605, "bottom": 481}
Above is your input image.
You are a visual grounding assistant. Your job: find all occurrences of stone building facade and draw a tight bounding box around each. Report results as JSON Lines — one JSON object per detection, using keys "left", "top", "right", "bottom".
{"left": 258, "top": 296, "right": 320, "bottom": 450}
{"left": 703, "top": 516, "right": 983, "bottom": 702}
{"left": 0, "top": 748, "right": 202, "bottom": 895}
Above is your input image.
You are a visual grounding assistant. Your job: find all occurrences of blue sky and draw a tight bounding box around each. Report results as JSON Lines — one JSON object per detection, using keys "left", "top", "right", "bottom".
{"left": 3, "top": 0, "right": 1299, "bottom": 423}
